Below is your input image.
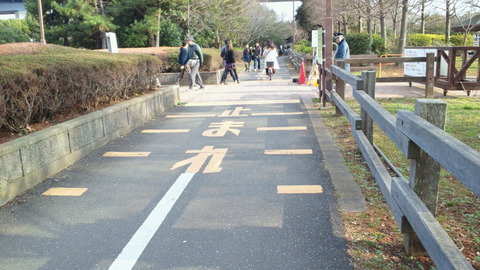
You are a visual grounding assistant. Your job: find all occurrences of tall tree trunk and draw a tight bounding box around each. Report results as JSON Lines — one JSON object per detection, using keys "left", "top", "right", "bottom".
{"left": 420, "top": 0, "right": 426, "bottom": 34}
{"left": 445, "top": 0, "right": 451, "bottom": 43}
{"left": 342, "top": 14, "right": 348, "bottom": 34}
{"left": 379, "top": 0, "right": 387, "bottom": 44}
{"left": 367, "top": 7, "right": 372, "bottom": 34}
{"left": 99, "top": 0, "right": 106, "bottom": 49}
{"left": 156, "top": 0, "right": 162, "bottom": 47}
{"left": 358, "top": 16, "right": 363, "bottom": 32}
{"left": 397, "top": 0, "right": 408, "bottom": 54}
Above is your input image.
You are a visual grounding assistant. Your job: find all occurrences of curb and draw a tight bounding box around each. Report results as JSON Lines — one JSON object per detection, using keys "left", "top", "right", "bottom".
{"left": 301, "top": 92, "right": 367, "bottom": 213}
{"left": 0, "top": 86, "right": 180, "bottom": 207}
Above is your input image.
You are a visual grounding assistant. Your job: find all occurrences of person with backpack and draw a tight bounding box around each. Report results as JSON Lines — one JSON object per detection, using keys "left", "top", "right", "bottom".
{"left": 185, "top": 36, "right": 205, "bottom": 91}
{"left": 220, "top": 39, "right": 230, "bottom": 84}
{"left": 222, "top": 41, "right": 239, "bottom": 84}
{"left": 243, "top": 45, "right": 253, "bottom": 72}
{"left": 176, "top": 41, "right": 188, "bottom": 85}
{"left": 252, "top": 42, "right": 262, "bottom": 72}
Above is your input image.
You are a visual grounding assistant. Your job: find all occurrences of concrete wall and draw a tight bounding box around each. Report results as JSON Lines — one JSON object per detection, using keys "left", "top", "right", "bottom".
{"left": 0, "top": 86, "right": 179, "bottom": 207}
{"left": 159, "top": 70, "right": 222, "bottom": 86}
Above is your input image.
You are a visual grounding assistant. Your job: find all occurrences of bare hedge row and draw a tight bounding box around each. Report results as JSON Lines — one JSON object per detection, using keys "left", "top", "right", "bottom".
{"left": 0, "top": 46, "right": 162, "bottom": 133}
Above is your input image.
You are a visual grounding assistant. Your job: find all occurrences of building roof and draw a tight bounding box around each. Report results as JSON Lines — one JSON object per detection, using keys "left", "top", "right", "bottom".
{"left": 452, "top": 14, "right": 480, "bottom": 32}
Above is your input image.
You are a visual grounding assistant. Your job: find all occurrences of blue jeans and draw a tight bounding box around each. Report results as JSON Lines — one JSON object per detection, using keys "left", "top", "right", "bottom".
{"left": 253, "top": 56, "right": 261, "bottom": 69}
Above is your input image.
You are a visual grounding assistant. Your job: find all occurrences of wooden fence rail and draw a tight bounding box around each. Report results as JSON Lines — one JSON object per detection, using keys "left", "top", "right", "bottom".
{"left": 323, "top": 63, "right": 478, "bottom": 270}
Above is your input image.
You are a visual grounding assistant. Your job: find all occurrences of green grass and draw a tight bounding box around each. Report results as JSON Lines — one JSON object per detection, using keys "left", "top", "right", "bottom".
{"left": 319, "top": 96, "right": 480, "bottom": 269}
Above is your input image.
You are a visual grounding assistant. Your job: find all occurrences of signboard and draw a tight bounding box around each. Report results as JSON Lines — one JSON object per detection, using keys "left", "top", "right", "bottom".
{"left": 317, "top": 27, "right": 323, "bottom": 64}
{"left": 404, "top": 48, "right": 447, "bottom": 77}
{"left": 106, "top": 32, "right": 119, "bottom": 53}
{"left": 311, "top": 30, "right": 318, "bottom": 48}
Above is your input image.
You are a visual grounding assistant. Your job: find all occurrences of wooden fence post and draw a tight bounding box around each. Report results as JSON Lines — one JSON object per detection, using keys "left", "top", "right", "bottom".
{"left": 335, "top": 61, "right": 346, "bottom": 116}
{"left": 425, "top": 53, "right": 435, "bottom": 98}
{"left": 403, "top": 99, "right": 447, "bottom": 256}
{"left": 361, "top": 71, "right": 376, "bottom": 144}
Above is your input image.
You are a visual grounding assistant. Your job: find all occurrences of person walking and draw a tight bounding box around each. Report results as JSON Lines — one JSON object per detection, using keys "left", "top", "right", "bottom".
{"left": 334, "top": 32, "right": 350, "bottom": 72}
{"left": 223, "top": 41, "right": 239, "bottom": 84}
{"left": 220, "top": 39, "right": 230, "bottom": 84}
{"left": 242, "top": 45, "right": 253, "bottom": 72}
{"left": 252, "top": 42, "right": 262, "bottom": 72}
{"left": 176, "top": 41, "right": 188, "bottom": 85}
{"left": 263, "top": 41, "right": 279, "bottom": 75}
{"left": 185, "top": 36, "right": 205, "bottom": 91}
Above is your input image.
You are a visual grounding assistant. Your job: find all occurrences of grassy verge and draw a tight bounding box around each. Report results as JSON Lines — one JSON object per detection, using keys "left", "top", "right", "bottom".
{"left": 318, "top": 97, "right": 480, "bottom": 269}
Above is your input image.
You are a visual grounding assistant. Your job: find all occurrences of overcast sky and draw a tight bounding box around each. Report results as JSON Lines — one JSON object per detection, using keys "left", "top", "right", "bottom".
{"left": 261, "top": 1, "right": 302, "bottom": 22}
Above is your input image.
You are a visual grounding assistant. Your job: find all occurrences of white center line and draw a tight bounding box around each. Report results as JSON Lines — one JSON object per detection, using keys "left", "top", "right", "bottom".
{"left": 109, "top": 172, "right": 195, "bottom": 270}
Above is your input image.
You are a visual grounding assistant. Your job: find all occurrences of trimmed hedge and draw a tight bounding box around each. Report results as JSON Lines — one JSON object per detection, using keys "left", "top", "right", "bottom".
{"left": 407, "top": 33, "right": 474, "bottom": 46}
{"left": 346, "top": 33, "right": 372, "bottom": 55}
{"left": 0, "top": 43, "right": 162, "bottom": 133}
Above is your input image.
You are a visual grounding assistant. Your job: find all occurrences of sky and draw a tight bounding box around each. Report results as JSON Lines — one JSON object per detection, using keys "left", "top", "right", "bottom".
{"left": 261, "top": 1, "right": 302, "bottom": 22}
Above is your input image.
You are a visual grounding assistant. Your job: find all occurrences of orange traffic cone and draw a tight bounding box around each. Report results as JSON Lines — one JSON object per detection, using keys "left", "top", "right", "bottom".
{"left": 298, "top": 61, "right": 307, "bottom": 85}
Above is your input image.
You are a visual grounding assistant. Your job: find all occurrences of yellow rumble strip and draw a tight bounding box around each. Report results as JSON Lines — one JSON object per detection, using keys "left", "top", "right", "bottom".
{"left": 277, "top": 185, "right": 323, "bottom": 194}
{"left": 257, "top": 126, "right": 307, "bottom": 131}
{"left": 141, "top": 129, "right": 190, "bottom": 133}
{"left": 42, "top": 188, "right": 88, "bottom": 196}
{"left": 103, "top": 152, "right": 151, "bottom": 157}
{"left": 264, "top": 149, "right": 313, "bottom": 155}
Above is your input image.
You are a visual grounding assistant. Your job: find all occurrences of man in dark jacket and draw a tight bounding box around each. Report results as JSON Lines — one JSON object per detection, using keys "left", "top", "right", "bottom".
{"left": 185, "top": 36, "right": 205, "bottom": 91}
{"left": 253, "top": 42, "right": 262, "bottom": 72}
{"left": 334, "top": 32, "right": 350, "bottom": 72}
{"left": 176, "top": 41, "right": 188, "bottom": 84}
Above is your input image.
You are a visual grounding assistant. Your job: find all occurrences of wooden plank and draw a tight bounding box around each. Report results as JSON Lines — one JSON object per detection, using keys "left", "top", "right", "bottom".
{"left": 396, "top": 110, "right": 480, "bottom": 197}
{"left": 331, "top": 91, "right": 363, "bottom": 130}
{"left": 352, "top": 129, "right": 404, "bottom": 226}
{"left": 453, "top": 51, "right": 479, "bottom": 82}
{"left": 392, "top": 178, "right": 475, "bottom": 270}
{"left": 332, "top": 65, "right": 364, "bottom": 89}
{"left": 344, "top": 57, "right": 427, "bottom": 64}
{"left": 353, "top": 90, "right": 420, "bottom": 159}
{"left": 376, "top": 77, "right": 426, "bottom": 83}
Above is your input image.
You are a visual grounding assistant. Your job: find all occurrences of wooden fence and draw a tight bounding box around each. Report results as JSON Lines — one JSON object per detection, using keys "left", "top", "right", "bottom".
{"left": 321, "top": 62, "right": 479, "bottom": 270}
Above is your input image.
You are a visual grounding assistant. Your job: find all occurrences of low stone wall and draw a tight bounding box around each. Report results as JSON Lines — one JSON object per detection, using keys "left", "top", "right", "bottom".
{"left": 0, "top": 85, "right": 180, "bottom": 207}
{"left": 159, "top": 70, "right": 223, "bottom": 86}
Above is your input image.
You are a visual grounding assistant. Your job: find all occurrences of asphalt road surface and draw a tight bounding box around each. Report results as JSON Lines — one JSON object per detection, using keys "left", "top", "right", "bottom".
{"left": 0, "top": 57, "right": 353, "bottom": 270}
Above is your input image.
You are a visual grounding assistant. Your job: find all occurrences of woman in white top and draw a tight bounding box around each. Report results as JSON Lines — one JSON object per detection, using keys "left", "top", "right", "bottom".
{"left": 262, "top": 41, "right": 279, "bottom": 74}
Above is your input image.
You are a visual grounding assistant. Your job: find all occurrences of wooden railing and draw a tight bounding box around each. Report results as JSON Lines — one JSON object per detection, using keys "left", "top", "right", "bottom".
{"left": 321, "top": 64, "right": 479, "bottom": 270}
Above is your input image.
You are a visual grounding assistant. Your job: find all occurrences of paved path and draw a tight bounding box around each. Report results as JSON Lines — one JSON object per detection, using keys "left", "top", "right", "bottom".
{"left": 0, "top": 57, "right": 354, "bottom": 269}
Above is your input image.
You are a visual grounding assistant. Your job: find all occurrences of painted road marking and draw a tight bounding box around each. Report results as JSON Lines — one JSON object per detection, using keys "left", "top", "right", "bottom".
{"left": 141, "top": 129, "right": 190, "bottom": 133}
{"left": 165, "top": 114, "right": 217, "bottom": 118}
{"left": 257, "top": 126, "right": 307, "bottom": 131}
{"left": 42, "top": 188, "right": 88, "bottom": 196}
{"left": 264, "top": 149, "right": 313, "bottom": 155}
{"left": 184, "top": 99, "right": 300, "bottom": 107}
{"left": 277, "top": 185, "right": 323, "bottom": 194}
{"left": 251, "top": 112, "right": 304, "bottom": 116}
{"left": 171, "top": 146, "right": 228, "bottom": 174}
{"left": 103, "top": 152, "right": 151, "bottom": 157}
{"left": 109, "top": 173, "right": 195, "bottom": 270}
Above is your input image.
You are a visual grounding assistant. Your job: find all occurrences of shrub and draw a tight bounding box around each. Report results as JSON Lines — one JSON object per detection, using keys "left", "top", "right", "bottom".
{"left": 0, "top": 20, "right": 30, "bottom": 44}
{"left": 371, "top": 34, "right": 386, "bottom": 56}
{"left": 346, "top": 33, "right": 372, "bottom": 55}
{"left": 294, "top": 39, "right": 313, "bottom": 55}
{"left": 0, "top": 43, "right": 162, "bottom": 133}
{"left": 449, "top": 34, "right": 474, "bottom": 46}
{"left": 407, "top": 34, "right": 446, "bottom": 46}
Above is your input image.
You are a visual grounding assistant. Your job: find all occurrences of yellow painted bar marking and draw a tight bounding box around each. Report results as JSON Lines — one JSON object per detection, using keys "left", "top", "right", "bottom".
{"left": 184, "top": 99, "right": 300, "bottom": 107}
{"left": 257, "top": 126, "right": 307, "bottom": 131}
{"left": 277, "top": 185, "right": 323, "bottom": 194}
{"left": 103, "top": 152, "right": 151, "bottom": 157}
{"left": 265, "top": 149, "right": 313, "bottom": 155}
{"left": 251, "top": 112, "right": 304, "bottom": 116}
{"left": 42, "top": 188, "right": 88, "bottom": 196}
{"left": 141, "top": 129, "right": 190, "bottom": 133}
{"left": 165, "top": 114, "right": 217, "bottom": 118}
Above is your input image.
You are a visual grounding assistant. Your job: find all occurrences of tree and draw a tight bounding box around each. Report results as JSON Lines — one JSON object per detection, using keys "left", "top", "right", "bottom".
{"left": 397, "top": 0, "right": 408, "bottom": 54}
{"left": 295, "top": 0, "right": 325, "bottom": 33}
{"left": 0, "top": 20, "right": 30, "bottom": 44}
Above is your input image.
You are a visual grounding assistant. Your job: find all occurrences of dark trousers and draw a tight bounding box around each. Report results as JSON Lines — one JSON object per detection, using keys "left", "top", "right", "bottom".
{"left": 253, "top": 56, "right": 261, "bottom": 69}
{"left": 221, "top": 68, "right": 238, "bottom": 82}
